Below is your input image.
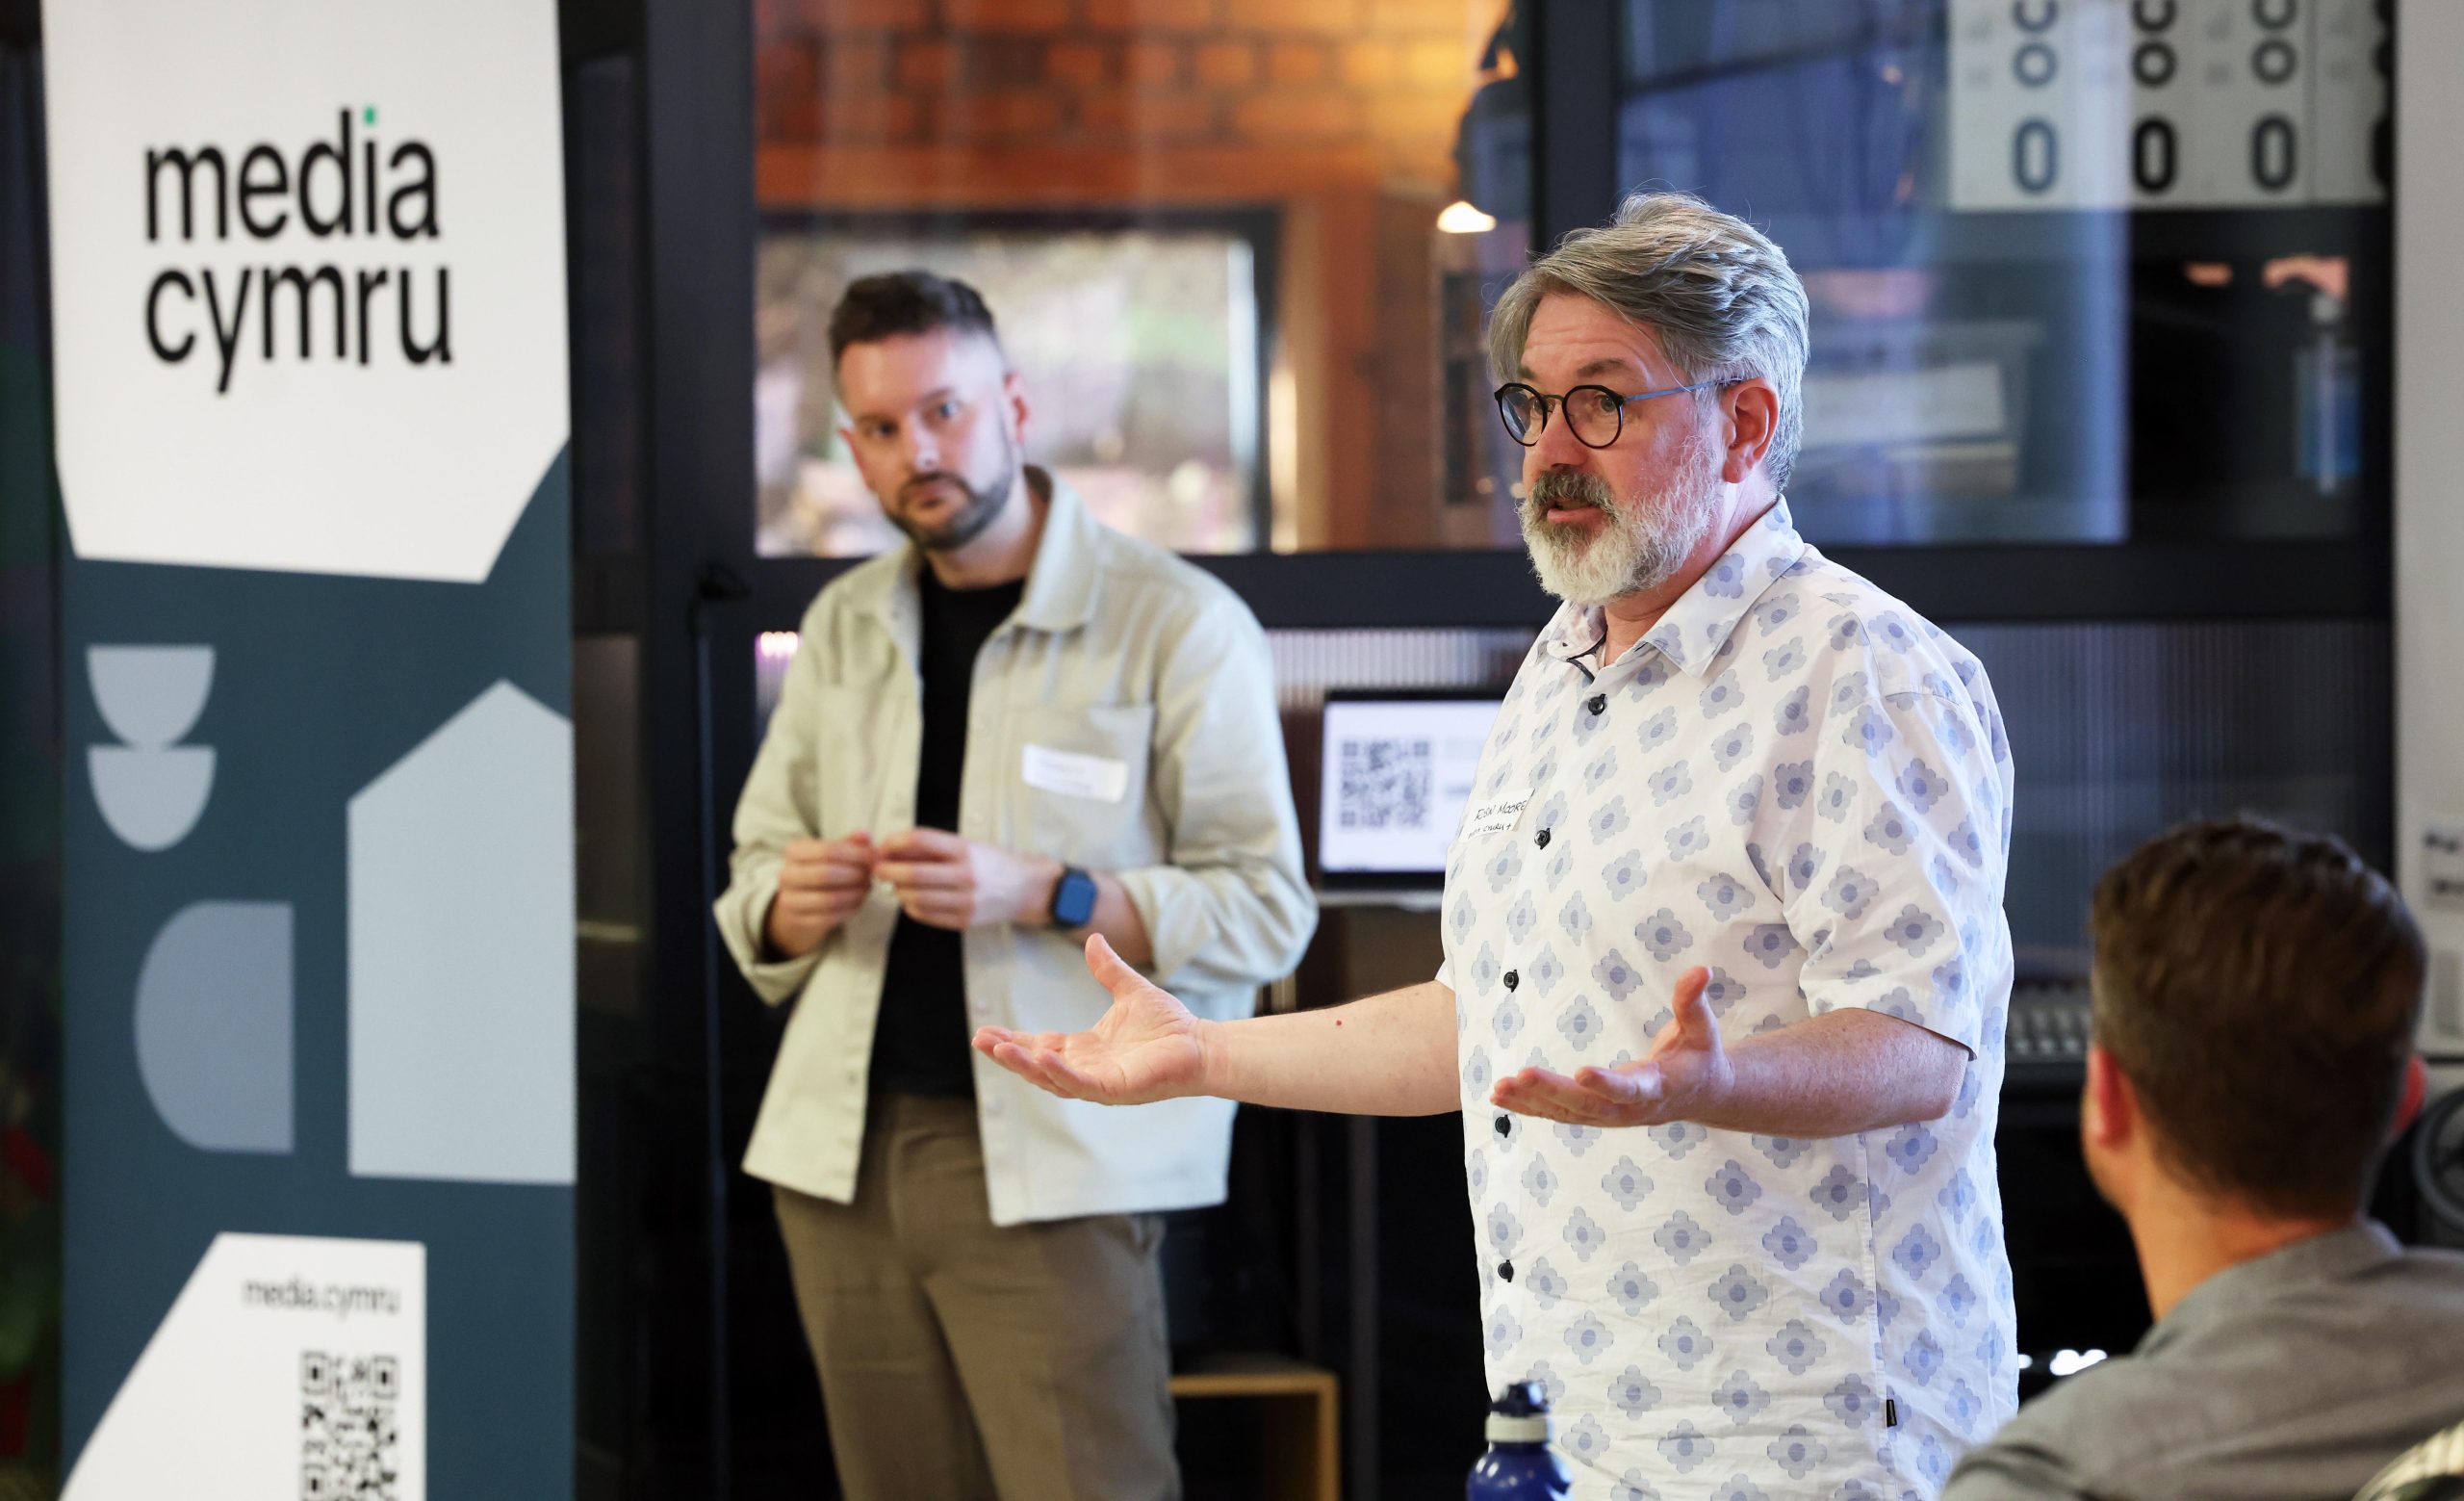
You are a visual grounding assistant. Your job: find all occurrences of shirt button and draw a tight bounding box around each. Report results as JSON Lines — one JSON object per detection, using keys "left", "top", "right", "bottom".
{"left": 1587, "top": 693, "right": 1607, "bottom": 715}
{"left": 1503, "top": 970, "right": 1519, "bottom": 991}
{"left": 1534, "top": 827, "right": 1551, "bottom": 848}
{"left": 1494, "top": 1113, "right": 1512, "bottom": 1138}
{"left": 1498, "top": 1259, "right": 1515, "bottom": 1282}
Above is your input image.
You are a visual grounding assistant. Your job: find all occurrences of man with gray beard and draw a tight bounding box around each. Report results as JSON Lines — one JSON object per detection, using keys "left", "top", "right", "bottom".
{"left": 977, "top": 194, "right": 2018, "bottom": 1498}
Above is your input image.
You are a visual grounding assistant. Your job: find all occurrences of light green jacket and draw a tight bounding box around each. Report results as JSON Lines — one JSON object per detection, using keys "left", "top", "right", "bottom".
{"left": 715, "top": 473, "right": 1315, "bottom": 1225}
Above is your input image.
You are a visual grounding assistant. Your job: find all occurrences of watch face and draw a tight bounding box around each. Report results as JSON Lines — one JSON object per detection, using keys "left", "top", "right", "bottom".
{"left": 1054, "top": 868, "right": 1098, "bottom": 927}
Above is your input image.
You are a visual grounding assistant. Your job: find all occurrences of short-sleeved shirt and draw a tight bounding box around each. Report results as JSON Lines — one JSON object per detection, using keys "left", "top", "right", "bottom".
{"left": 1944, "top": 1223, "right": 2464, "bottom": 1501}
{"left": 1442, "top": 500, "right": 2019, "bottom": 1500}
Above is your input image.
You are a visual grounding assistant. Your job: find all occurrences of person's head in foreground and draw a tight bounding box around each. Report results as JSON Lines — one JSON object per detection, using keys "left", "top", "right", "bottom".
{"left": 2082, "top": 815, "right": 2426, "bottom": 1248}
{"left": 1945, "top": 816, "right": 2457, "bottom": 1501}
{"left": 828, "top": 270, "right": 1032, "bottom": 557}
{"left": 1487, "top": 189, "right": 1808, "bottom": 608}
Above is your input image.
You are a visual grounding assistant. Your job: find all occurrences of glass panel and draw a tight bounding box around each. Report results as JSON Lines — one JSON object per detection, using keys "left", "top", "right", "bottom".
{"left": 753, "top": 1, "right": 1530, "bottom": 556}
{"left": 1619, "top": 0, "right": 2389, "bottom": 545}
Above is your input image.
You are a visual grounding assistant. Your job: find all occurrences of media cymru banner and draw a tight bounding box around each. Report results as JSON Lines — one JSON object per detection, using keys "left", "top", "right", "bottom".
{"left": 42, "top": 3, "right": 573, "bottom": 1496}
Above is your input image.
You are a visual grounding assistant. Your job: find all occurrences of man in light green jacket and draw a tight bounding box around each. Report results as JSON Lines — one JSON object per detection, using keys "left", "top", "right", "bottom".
{"left": 714, "top": 271, "right": 1314, "bottom": 1501}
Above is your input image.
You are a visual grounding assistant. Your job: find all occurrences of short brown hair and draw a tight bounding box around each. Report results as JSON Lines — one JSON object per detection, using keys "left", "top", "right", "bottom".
{"left": 2091, "top": 817, "right": 2424, "bottom": 1217}
{"left": 828, "top": 271, "right": 1002, "bottom": 367}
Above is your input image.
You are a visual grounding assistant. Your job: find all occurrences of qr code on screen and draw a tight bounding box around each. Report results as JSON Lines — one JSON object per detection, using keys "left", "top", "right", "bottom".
{"left": 1337, "top": 738, "right": 1434, "bottom": 830}
{"left": 301, "top": 1350, "right": 400, "bottom": 1499}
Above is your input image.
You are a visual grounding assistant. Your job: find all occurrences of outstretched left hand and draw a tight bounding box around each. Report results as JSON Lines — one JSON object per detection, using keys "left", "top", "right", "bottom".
{"left": 1490, "top": 966, "right": 1734, "bottom": 1127}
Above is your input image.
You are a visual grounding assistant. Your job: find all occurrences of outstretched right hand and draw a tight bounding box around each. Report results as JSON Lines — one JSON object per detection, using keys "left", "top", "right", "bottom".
{"left": 972, "top": 935, "right": 1211, "bottom": 1105}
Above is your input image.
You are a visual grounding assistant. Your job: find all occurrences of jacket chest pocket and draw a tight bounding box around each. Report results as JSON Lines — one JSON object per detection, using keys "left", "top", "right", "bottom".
{"left": 811, "top": 683, "right": 885, "bottom": 838}
{"left": 1014, "top": 701, "right": 1156, "bottom": 868}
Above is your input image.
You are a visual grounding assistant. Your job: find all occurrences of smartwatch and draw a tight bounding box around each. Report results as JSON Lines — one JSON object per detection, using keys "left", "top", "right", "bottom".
{"left": 1049, "top": 866, "right": 1099, "bottom": 929}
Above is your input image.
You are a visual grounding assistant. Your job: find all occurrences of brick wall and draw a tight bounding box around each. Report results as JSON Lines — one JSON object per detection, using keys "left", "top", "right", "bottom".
{"left": 753, "top": 0, "right": 1519, "bottom": 548}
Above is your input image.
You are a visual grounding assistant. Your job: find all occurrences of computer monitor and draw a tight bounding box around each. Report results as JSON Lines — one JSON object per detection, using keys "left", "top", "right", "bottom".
{"left": 1315, "top": 688, "right": 1505, "bottom": 890}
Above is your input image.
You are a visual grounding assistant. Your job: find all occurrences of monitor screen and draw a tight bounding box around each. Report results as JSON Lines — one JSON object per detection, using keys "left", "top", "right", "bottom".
{"left": 1317, "top": 691, "right": 1504, "bottom": 883}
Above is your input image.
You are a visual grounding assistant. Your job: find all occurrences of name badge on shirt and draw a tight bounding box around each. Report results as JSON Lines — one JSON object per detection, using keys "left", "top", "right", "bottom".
{"left": 1460, "top": 788, "right": 1532, "bottom": 840}
{"left": 1021, "top": 743, "right": 1130, "bottom": 804}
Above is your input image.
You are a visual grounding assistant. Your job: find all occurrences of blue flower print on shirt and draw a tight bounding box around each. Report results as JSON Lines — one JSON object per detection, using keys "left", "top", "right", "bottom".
{"left": 1895, "top": 756, "right": 1949, "bottom": 815}
{"left": 1765, "top": 1320, "right": 1828, "bottom": 1378}
{"left": 1825, "top": 1374, "right": 1881, "bottom": 1428}
{"left": 1745, "top": 841, "right": 1778, "bottom": 892}
{"left": 1934, "top": 704, "right": 1974, "bottom": 760}
{"left": 1489, "top": 996, "right": 1526, "bottom": 1047}
{"left": 1726, "top": 773, "right": 1764, "bottom": 827}
{"left": 1757, "top": 592, "right": 1802, "bottom": 636}
{"left": 1486, "top": 1201, "right": 1522, "bottom": 1251}
{"left": 1602, "top": 1155, "right": 1654, "bottom": 1211}
{"left": 1593, "top": 948, "right": 1645, "bottom": 1003}
{"left": 1554, "top": 1120, "right": 1602, "bottom": 1156}
{"left": 1612, "top": 1472, "right": 1663, "bottom": 1501}
{"left": 1936, "top": 1168, "right": 1977, "bottom": 1223}
{"left": 1590, "top": 795, "right": 1632, "bottom": 842}
{"left": 1705, "top": 552, "right": 1748, "bottom": 598}
{"left": 1712, "top": 721, "right": 1757, "bottom": 772}
{"left": 1658, "top": 1318, "right": 1715, "bottom": 1372}
{"left": 1741, "top": 923, "right": 1799, "bottom": 970}
{"left": 1639, "top": 908, "right": 1696, "bottom": 961}
{"left": 1710, "top": 1369, "right": 1772, "bottom": 1426}
{"left": 1893, "top": 1223, "right": 1945, "bottom": 1281}
{"left": 1810, "top": 1164, "right": 1861, "bottom": 1222}
{"left": 1766, "top": 1426, "right": 1830, "bottom": 1480}
{"left": 1522, "top": 1154, "right": 1561, "bottom": 1209}
{"left": 1941, "top": 1273, "right": 1978, "bottom": 1330}
{"left": 1862, "top": 806, "right": 1914, "bottom": 856}
{"left": 1461, "top": 1045, "right": 1493, "bottom": 1093}
{"left": 1709, "top": 1263, "right": 1772, "bottom": 1323}
{"left": 1484, "top": 1306, "right": 1523, "bottom": 1358}
{"left": 1526, "top": 1359, "right": 1567, "bottom": 1407}
{"left": 1466, "top": 1149, "right": 1488, "bottom": 1200}
{"left": 1649, "top": 759, "right": 1695, "bottom": 808}
{"left": 1610, "top": 1365, "right": 1662, "bottom": 1419}
{"left": 1636, "top": 707, "right": 1680, "bottom": 753}
{"left": 1555, "top": 893, "right": 1593, "bottom": 944}
{"left": 1603, "top": 849, "right": 1648, "bottom": 902}
{"left": 1829, "top": 671, "right": 1871, "bottom": 714}
{"left": 1705, "top": 1159, "right": 1764, "bottom": 1217}
{"left": 1485, "top": 842, "right": 1525, "bottom": 894}
{"left": 1762, "top": 637, "right": 1807, "bottom": 683}
{"left": 1754, "top": 1134, "right": 1810, "bottom": 1171}
{"left": 1562, "top": 1205, "right": 1607, "bottom": 1262}
{"left": 1932, "top": 955, "right": 1967, "bottom": 1008}
{"left": 1820, "top": 865, "right": 1878, "bottom": 920}
{"left": 1874, "top": 611, "right": 1918, "bottom": 655}
{"left": 1903, "top": 1330, "right": 1945, "bottom": 1386}
{"left": 1557, "top": 995, "right": 1605, "bottom": 1051}
{"left": 1885, "top": 1124, "right": 1940, "bottom": 1176}
{"left": 1700, "top": 966, "right": 1745, "bottom": 1017}
{"left": 1716, "top": 1473, "right": 1773, "bottom": 1501}
{"left": 1583, "top": 746, "right": 1620, "bottom": 795}
{"left": 1699, "top": 670, "right": 1746, "bottom": 719}
{"left": 1698, "top": 871, "right": 1757, "bottom": 923}
{"left": 1844, "top": 703, "right": 1895, "bottom": 757}
{"left": 1649, "top": 1120, "right": 1709, "bottom": 1159}
{"left": 1608, "top": 1259, "right": 1660, "bottom": 1316}
{"left": 1773, "top": 759, "right": 1815, "bottom": 809}
{"left": 1666, "top": 815, "right": 1711, "bottom": 863}
{"left": 1884, "top": 904, "right": 1945, "bottom": 957}
{"left": 1816, "top": 772, "right": 1858, "bottom": 822}
{"left": 1775, "top": 685, "right": 1813, "bottom": 738}
{"left": 1506, "top": 893, "right": 1539, "bottom": 944}
{"left": 1949, "top": 817, "right": 1988, "bottom": 868}
{"left": 1565, "top": 1413, "right": 1614, "bottom": 1463}
{"left": 1544, "top": 844, "right": 1578, "bottom": 891}
{"left": 1655, "top": 1208, "right": 1713, "bottom": 1265}
{"left": 1658, "top": 1420, "right": 1715, "bottom": 1473}
{"left": 1564, "top": 1310, "right": 1614, "bottom": 1366}
{"left": 1827, "top": 612, "right": 1867, "bottom": 650}
{"left": 1759, "top": 1214, "right": 1819, "bottom": 1270}
{"left": 1785, "top": 841, "right": 1827, "bottom": 893}
{"left": 1525, "top": 1255, "right": 1567, "bottom": 1309}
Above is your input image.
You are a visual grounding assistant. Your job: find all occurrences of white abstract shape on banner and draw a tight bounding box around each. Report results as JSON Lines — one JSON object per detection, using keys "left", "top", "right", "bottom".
{"left": 42, "top": 0, "right": 568, "bottom": 581}
{"left": 347, "top": 681, "right": 574, "bottom": 1183}
{"left": 62, "top": 1233, "right": 426, "bottom": 1501}
{"left": 134, "top": 901, "right": 294, "bottom": 1153}
{"left": 87, "top": 645, "right": 217, "bottom": 850}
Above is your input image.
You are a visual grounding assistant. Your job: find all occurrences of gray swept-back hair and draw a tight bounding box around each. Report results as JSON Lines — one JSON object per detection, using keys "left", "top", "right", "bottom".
{"left": 1488, "top": 192, "right": 1810, "bottom": 491}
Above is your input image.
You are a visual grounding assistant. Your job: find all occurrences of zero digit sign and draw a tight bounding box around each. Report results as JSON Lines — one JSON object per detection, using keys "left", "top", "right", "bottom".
{"left": 2133, "top": 116, "right": 2178, "bottom": 193}
{"left": 2015, "top": 41, "right": 2059, "bottom": 87}
{"left": 2252, "top": 37, "right": 2297, "bottom": 84}
{"left": 2252, "top": 0, "right": 2297, "bottom": 28}
{"left": 2251, "top": 114, "right": 2297, "bottom": 191}
{"left": 2014, "top": 0, "right": 2058, "bottom": 34}
{"left": 2014, "top": 117, "right": 2059, "bottom": 194}
{"left": 2132, "top": 0, "right": 2176, "bottom": 27}
{"left": 2133, "top": 40, "right": 2176, "bottom": 86}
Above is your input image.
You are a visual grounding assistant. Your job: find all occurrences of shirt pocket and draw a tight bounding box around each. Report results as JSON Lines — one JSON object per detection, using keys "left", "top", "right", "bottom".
{"left": 810, "top": 683, "right": 880, "bottom": 839}
{"left": 1014, "top": 700, "right": 1158, "bottom": 869}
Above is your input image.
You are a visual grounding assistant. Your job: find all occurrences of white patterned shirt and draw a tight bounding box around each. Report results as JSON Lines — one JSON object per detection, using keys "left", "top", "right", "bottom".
{"left": 1440, "top": 500, "right": 2018, "bottom": 1500}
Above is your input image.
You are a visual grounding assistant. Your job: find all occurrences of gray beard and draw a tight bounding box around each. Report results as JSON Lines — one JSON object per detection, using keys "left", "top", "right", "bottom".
{"left": 1518, "top": 451, "right": 1722, "bottom": 608}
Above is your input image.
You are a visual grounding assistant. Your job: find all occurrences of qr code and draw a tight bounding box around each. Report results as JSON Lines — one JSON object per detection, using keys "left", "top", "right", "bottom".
{"left": 1337, "top": 738, "right": 1434, "bottom": 830}
{"left": 301, "top": 1350, "right": 400, "bottom": 1499}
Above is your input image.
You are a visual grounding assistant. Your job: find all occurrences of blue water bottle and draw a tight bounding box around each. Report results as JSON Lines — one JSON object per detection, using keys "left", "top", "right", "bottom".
{"left": 1467, "top": 1380, "right": 1574, "bottom": 1499}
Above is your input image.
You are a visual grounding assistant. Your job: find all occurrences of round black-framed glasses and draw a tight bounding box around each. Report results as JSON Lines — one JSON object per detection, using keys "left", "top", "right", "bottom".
{"left": 1493, "top": 378, "right": 1725, "bottom": 450}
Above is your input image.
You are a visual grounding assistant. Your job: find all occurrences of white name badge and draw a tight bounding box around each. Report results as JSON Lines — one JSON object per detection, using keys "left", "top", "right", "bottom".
{"left": 1021, "top": 744, "right": 1130, "bottom": 804}
{"left": 1460, "top": 789, "right": 1531, "bottom": 839}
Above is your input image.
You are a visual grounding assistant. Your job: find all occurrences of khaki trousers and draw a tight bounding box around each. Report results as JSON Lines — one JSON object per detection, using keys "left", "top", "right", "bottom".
{"left": 772, "top": 1094, "right": 1179, "bottom": 1501}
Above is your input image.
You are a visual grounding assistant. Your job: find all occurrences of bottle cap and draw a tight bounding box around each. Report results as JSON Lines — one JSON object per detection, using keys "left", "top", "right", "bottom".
{"left": 1486, "top": 1379, "right": 1551, "bottom": 1443}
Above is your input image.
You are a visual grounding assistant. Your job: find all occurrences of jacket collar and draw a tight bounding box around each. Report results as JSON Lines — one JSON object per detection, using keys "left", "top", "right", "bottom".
{"left": 845, "top": 466, "right": 1101, "bottom": 651}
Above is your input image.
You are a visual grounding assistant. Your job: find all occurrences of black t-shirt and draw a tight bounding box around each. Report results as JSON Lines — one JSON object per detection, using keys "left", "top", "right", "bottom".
{"left": 868, "top": 567, "right": 1026, "bottom": 1099}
